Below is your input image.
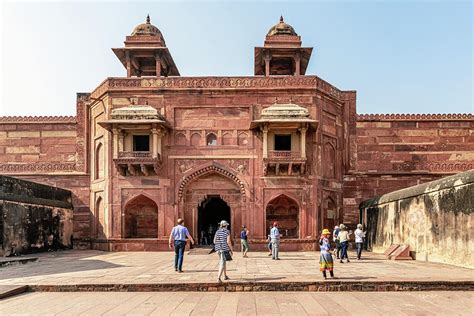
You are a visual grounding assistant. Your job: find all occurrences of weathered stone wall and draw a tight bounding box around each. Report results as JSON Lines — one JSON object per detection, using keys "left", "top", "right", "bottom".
{"left": 0, "top": 176, "right": 74, "bottom": 256}
{"left": 360, "top": 170, "right": 474, "bottom": 268}
{"left": 343, "top": 115, "right": 474, "bottom": 225}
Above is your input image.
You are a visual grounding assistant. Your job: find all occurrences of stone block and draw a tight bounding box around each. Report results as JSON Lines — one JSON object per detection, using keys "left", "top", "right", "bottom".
{"left": 6, "top": 146, "right": 40, "bottom": 154}
{"left": 7, "top": 131, "right": 40, "bottom": 138}
{"left": 41, "top": 131, "right": 77, "bottom": 137}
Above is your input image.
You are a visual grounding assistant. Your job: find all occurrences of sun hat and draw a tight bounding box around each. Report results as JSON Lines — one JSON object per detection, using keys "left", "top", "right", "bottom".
{"left": 219, "top": 220, "right": 229, "bottom": 227}
{"left": 322, "top": 228, "right": 331, "bottom": 235}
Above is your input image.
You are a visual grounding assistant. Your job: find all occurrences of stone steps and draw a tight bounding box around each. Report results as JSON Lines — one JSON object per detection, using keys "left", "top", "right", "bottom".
{"left": 27, "top": 280, "right": 474, "bottom": 293}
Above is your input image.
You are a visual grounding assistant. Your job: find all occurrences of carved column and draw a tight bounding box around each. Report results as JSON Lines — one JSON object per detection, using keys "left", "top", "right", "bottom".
{"left": 118, "top": 130, "right": 125, "bottom": 152}
{"left": 300, "top": 124, "right": 307, "bottom": 159}
{"left": 262, "top": 125, "right": 268, "bottom": 159}
{"left": 126, "top": 51, "right": 132, "bottom": 77}
{"left": 112, "top": 127, "right": 119, "bottom": 159}
{"left": 155, "top": 53, "right": 161, "bottom": 77}
{"left": 152, "top": 127, "right": 162, "bottom": 159}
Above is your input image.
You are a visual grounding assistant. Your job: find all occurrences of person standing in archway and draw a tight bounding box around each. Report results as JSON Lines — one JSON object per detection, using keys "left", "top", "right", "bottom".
{"left": 214, "top": 220, "right": 233, "bottom": 283}
{"left": 169, "top": 218, "right": 194, "bottom": 273}
{"left": 270, "top": 221, "right": 281, "bottom": 260}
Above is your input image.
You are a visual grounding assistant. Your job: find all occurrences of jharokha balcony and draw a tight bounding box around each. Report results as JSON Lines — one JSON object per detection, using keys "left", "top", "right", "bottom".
{"left": 113, "top": 151, "right": 162, "bottom": 176}
{"left": 263, "top": 150, "right": 306, "bottom": 176}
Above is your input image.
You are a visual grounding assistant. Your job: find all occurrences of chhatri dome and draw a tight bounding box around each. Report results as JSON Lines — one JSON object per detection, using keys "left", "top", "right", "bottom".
{"left": 131, "top": 14, "right": 164, "bottom": 39}
{"left": 267, "top": 15, "right": 297, "bottom": 36}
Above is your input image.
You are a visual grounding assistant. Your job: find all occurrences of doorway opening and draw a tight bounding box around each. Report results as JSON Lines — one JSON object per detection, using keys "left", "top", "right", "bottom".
{"left": 197, "top": 196, "right": 231, "bottom": 246}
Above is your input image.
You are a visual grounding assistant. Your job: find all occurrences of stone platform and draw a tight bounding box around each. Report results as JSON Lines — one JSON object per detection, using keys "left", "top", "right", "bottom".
{"left": 0, "top": 250, "right": 472, "bottom": 293}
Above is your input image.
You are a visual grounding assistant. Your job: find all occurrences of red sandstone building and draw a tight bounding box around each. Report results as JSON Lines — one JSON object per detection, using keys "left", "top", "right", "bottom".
{"left": 0, "top": 17, "right": 473, "bottom": 251}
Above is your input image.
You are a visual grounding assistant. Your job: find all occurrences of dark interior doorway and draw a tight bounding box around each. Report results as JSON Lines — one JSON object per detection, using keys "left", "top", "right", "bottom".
{"left": 197, "top": 196, "right": 231, "bottom": 246}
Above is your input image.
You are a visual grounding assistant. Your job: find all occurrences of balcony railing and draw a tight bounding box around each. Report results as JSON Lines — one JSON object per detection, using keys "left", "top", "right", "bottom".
{"left": 118, "top": 151, "right": 152, "bottom": 158}
{"left": 267, "top": 151, "right": 303, "bottom": 160}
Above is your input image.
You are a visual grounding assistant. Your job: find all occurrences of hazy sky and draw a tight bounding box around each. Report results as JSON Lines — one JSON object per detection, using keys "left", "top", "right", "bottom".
{"left": 0, "top": 1, "right": 472, "bottom": 116}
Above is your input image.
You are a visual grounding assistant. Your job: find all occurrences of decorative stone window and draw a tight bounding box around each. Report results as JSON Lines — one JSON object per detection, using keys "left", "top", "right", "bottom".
{"left": 98, "top": 105, "right": 169, "bottom": 176}
{"left": 250, "top": 100, "right": 318, "bottom": 176}
{"left": 206, "top": 133, "right": 217, "bottom": 146}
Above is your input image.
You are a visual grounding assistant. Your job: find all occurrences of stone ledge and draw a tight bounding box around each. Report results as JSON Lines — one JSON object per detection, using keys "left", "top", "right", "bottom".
{"left": 28, "top": 281, "right": 474, "bottom": 293}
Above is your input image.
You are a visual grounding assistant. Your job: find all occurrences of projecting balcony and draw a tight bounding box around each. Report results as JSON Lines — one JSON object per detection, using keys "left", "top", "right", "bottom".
{"left": 263, "top": 151, "right": 306, "bottom": 176}
{"left": 113, "top": 151, "right": 161, "bottom": 176}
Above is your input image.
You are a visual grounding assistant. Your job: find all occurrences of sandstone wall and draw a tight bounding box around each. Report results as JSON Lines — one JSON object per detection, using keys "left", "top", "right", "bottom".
{"left": 0, "top": 175, "right": 74, "bottom": 256}
{"left": 360, "top": 170, "right": 474, "bottom": 268}
{"left": 343, "top": 114, "right": 474, "bottom": 225}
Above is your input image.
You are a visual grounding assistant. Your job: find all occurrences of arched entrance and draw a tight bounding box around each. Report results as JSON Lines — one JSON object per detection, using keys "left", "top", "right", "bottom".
{"left": 124, "top": 194, "right": 158, "bottom": 238}
{"left": 266, "top": 194, "right": 299, "bottom": 238}
{"left": 197, "top": 196, "right": 231, "bottom": 245}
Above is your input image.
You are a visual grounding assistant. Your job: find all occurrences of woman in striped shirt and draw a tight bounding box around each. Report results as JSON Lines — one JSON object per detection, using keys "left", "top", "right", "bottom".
{"left": 213, "top": 220, "right": 233, "bottom": 283}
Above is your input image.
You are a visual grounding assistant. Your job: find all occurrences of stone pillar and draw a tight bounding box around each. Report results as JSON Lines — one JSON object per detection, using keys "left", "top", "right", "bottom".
{"left": 126, "top": 51, "right": 132, "bottom": 77}
{"left": 262, "top": 125, "right": 268, "bottom": 159}
{"left": 155, "top": 53, "right": 161, "bottom": 77}
{"left": 118, "top": 130, "right": 125, "bottom": 152}
{"left": 152, "top": 127, "right": 162, "bottom": 159}
{"left": 264, "top": 51, "right": 271, "bottom": 76}
{"left": 300, "top": 125, "right": 307, "bottom": 159}
{"left": 112, "top": 127, "right": 119, "bottom": 159}
{"left": 295, "top": 52, "right": 301, "bottom": 76}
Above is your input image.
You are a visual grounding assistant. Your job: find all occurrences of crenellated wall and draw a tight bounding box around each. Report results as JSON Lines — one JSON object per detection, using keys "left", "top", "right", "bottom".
{"left": 343, "top": 114, "right": 474, "bottom": 225}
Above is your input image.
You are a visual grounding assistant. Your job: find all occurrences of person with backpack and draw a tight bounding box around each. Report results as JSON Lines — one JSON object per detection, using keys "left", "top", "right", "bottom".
{"left": 240, "top": 225, "right": 250, "bottom": 258}
{"left": 319, "top": 228, "right": 335, "bottom": 279}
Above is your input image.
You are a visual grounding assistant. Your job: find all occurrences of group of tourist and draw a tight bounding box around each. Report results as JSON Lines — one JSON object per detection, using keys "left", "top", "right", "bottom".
{"left": 168, "top": 218, "right": 366, "bottom": 281}
{"left": 319, "top": 223, "right": 366, "bottom": 279}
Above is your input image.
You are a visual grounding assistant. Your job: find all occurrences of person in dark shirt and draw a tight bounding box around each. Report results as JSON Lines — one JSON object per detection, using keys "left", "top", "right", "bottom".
{"left": 240, "top": 225, "right": 250, "bottom": 258}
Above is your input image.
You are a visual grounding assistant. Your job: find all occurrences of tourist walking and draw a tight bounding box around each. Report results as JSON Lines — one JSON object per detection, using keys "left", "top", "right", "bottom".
{"left": 240, "top": 225, "right": 250, "bottom": 258}
{"left": 214, "top": 220, "right": 233, "bottom": 283}
{"left": 319, "top": 228, "right": 335, "bottom": 279}
{"left": 337, "top": 224, "right": 350, "bottom": 263}
{"left": 355, "top": 224, "right": 366, "bottom": 260}
{"left": 270, "top": 222, "right": 281, "bottom": 260}
{"left": 168, "top": 218, "right": 194, "bottom": 272}
{"left": 333, "top": 225, "right": 341, "bottom": 259}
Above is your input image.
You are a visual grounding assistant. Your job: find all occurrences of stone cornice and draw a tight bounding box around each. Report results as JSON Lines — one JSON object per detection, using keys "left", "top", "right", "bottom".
{"left": 0, "top": 116, "right": 76, "bottom": 124}
{"left": 357, "top": 113, "right": 474, "bottom": 121}
{"left": 90, "top": 76, "right": 343, "bottom": 100}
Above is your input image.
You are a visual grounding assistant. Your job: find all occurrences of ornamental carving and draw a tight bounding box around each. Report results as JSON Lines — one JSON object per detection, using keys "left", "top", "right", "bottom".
{"left": 0, "top": 116, "right": 76, "bottom": 123}
{"left": 357, "top": 113, "right": 474, "bottom": 121}
{"left": 0, "top": 163, "right": 76, "bottom": 173}
{"left": 90, "top": 76, "right": 343, "bottom": 100}
{"left": 227, "top": 159, "right": 249, "bottom": 175}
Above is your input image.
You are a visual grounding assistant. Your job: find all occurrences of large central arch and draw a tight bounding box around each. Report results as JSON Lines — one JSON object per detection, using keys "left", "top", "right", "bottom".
{"left": 178, "top": 163, "right": 247, "bottom": 242}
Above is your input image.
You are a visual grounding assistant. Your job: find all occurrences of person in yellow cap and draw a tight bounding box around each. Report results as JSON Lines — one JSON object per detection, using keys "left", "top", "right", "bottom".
{"left": 319, "top": 228, "right": 335, "bottom": 279}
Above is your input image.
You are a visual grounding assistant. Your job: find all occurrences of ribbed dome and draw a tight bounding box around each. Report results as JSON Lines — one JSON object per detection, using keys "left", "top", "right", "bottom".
{"left": 267, "top": 16, "right": 297, "bottom": 36}
{"left": 131, "top": 15, "right": 164, "bottom": 38}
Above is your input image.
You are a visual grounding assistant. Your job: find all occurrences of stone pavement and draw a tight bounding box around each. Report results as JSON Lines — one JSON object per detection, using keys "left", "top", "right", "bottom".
{"left": 0, "top": 250, "right": 472, "bottom": 289}
{"left": 0, "top": 291, "right": 472, "bottom": 315}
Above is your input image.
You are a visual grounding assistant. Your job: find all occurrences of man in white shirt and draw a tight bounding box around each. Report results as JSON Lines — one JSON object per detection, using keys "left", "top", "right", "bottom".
{"left": 270, "top": 222, "right": 281, "bottom": 260}
{"left": 354, "top": 223, "right": 366, "bottom": 260}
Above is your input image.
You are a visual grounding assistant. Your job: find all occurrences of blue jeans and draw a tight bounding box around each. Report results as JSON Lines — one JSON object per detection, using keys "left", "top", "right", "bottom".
{"left": 340, "top": 241, "right": 349, "bottom": 260}
{"left": 356, "top": 242, "right": 363, "bottom": 259}
{"left": 174, "top": 240, "right": 186, "bottom": 271}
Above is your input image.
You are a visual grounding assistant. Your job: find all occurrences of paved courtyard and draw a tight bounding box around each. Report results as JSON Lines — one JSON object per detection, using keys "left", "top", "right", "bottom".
{"left": 1, "top": 291, "right": 472, "bottom": 315}
{"left": 0, "top": 250, "right": 472, "bottom": 286}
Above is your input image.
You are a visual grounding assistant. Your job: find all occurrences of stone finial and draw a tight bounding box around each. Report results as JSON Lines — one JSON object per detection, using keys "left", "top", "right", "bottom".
{"left": 146, "top": 14, "right": 150, "bottom": 24}
{"left": 280, "top": 15, "right": 284, "bottom": 23}
{"left": 274, "top": 97, "right": 278, "bottom": 104}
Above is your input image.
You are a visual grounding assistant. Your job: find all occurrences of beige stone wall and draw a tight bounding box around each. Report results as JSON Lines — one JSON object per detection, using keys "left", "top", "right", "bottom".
{"left": 363, "top": 170, "right": 474, "bottom": 268}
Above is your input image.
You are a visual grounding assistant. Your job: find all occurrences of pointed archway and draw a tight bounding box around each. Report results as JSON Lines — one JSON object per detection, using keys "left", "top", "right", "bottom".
{"left": 123, "top": 194, "right": 158, "bottom": 238}
{"left": 265, "top": 194, "right": 299, "bottom": 238}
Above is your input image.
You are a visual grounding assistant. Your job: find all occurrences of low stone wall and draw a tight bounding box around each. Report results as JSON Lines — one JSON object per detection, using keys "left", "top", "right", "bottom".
{"left": 360, "top": 170, "right": 474, "bottom": 268}
{"left": 0, "top": 176, "right": 74, "bottom": 256}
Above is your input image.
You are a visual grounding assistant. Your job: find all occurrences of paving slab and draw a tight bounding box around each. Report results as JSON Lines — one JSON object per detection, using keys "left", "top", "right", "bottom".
{"left": 0, "top": 291, "right": 472, "bottom": 315}
{"left": 0, "top": 250, "right": 472, "bottom": 292}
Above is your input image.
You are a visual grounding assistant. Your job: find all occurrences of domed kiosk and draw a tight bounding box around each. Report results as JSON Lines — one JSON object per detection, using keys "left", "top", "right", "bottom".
{"left": 254, "top": 16, "right": 313, "bottom": 76}
{"left": 112, "top": 15, "right": 180, "bottom": 77}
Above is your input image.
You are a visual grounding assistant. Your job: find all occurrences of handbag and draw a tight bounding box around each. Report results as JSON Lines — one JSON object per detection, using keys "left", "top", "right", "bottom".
{"left": 223, "top": 250, "right": 233, "bottom": 261}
